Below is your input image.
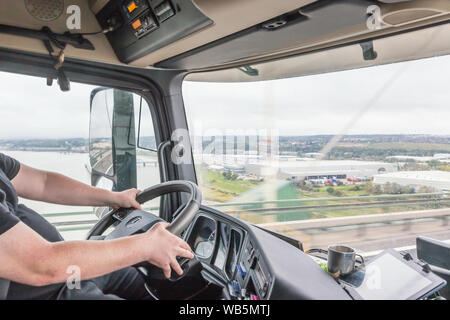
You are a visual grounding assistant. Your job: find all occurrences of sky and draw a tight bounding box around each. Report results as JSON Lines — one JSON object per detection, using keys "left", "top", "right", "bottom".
{"left": 0, "top": 72, "right": 94, "bottom": 139}
{"left": 183, "top": 54, "right": 450, "bottom": 137}
{"left": 0, "top": 53, "right": 449, "bottom": 139}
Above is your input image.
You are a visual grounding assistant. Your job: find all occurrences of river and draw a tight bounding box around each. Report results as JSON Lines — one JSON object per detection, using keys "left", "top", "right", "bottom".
{"left": 1, "top": 150, "right": 160, "bottom": 214}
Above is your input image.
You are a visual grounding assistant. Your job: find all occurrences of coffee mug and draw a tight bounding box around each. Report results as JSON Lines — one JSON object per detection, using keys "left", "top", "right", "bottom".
{"left": 327, "top": 245, "right": 364, "bottom": 276}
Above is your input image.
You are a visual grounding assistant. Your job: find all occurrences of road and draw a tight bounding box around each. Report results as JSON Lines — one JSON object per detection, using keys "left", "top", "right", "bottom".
{"left": 55, "top": 206, "right": 450, "bottom": 259}
{"left": 262, "top": 211, "right": 449, "bottom": 256}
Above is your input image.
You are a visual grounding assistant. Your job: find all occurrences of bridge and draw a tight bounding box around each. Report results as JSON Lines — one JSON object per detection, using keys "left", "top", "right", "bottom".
{"left": 48, "top": 192, "right": 450, "bottom": 257}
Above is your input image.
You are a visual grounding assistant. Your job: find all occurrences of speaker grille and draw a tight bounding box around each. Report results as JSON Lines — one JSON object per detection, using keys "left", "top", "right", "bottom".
{"left": 24, "top": 0, "right": 64, "bottom": 22}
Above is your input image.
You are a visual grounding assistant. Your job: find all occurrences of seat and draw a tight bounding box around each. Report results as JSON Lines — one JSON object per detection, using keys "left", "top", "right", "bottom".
{"left": 0, "top": 278, "right": 10, "bottom": 300}
{"left": 416, "top": 236, "right": 450, "bottom": 299}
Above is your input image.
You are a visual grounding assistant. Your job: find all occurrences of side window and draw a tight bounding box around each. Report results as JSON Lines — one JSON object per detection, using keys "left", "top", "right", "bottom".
{"left": 134, "top": 96, "right": 160, "bottom": 208}
{"left": 138, "top": 97, "right": 157, "bottom": 151}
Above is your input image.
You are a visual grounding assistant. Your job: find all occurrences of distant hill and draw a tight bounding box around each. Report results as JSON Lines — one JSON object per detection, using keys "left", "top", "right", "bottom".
{"left": 2, "top": 135, "right": 450, "bottom": 158}
{"left": 0, "top": 138, "right": 88, "bottom": 152}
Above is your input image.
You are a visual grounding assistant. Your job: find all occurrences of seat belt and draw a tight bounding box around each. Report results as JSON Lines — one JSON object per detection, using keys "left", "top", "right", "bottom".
{"left": 0, "top": 278, "right": 10, "bottom": 300}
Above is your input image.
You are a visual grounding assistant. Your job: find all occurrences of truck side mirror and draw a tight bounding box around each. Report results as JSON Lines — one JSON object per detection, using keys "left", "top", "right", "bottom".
{"left": 89, "top": 88, "right": 137, "bottom": 191}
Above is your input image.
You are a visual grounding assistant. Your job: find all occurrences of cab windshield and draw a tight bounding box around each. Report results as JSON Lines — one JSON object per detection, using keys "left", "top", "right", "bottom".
{"left": 183, "top": 52, "right": 450, "bottom": 253}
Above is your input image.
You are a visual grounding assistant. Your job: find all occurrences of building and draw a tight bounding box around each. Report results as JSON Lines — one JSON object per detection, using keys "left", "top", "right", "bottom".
{"left": 245, "top": 160, "right": 397, "bottom": 181}
{"left": 386, "top": 153, "right": 450, "bottom": 162}
{"left": 373, "top": 170, "right": 450, "bottom": 192}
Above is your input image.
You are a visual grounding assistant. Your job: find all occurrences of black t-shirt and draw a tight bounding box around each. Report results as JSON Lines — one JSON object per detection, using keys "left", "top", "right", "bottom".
{"left": 0, "top": 153, "right": 63, "bottom": 242}
{"left": 0, "top": 153, "right": 21, "bottom": 235}
{"left": 0, "top": 153, "right": 65, "bottom": 299}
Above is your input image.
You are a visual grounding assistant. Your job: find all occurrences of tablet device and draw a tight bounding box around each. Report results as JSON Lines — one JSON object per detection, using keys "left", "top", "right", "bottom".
{"left": 343, "top": 249, "right": 446, "bottom": 300}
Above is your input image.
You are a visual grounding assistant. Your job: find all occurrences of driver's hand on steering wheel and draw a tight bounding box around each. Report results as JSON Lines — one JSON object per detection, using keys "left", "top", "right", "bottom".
{"left": 110, "top": 188, "right": 143, "bottom": 210}
{"left": 143, "top": 222, "right": 194, "bottom": 278}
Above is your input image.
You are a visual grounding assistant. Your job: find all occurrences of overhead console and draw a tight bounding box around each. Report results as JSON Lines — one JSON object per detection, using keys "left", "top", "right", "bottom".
{"left": 155, "top": 0, "right": 450, "bottom": 70}
{"left": 95, "top": 0, "right": 213, "bottom": 63}
{"left": 155, "top": 0, "right": 378, "bottom": 69}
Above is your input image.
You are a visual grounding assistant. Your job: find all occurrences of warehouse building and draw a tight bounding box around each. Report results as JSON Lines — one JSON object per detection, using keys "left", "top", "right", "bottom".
{"left": 245, "top": 160, "right": 397, "bottom": 180}
{"left": 373, "top": 171, "right": 450, "bottom": 192}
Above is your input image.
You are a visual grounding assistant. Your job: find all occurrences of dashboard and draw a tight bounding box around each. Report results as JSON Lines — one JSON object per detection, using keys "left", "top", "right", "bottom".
{"left": 183, "top": 206, "right": 351, "bottom": 300}
{"left": 105, "top": 203, "right": 446, "bottom": 300}
{"left": 186, "top": 213, "right": 262, "bottom": 299}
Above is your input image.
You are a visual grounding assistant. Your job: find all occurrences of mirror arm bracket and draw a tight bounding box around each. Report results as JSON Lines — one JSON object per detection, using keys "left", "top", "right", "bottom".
{"left": 157, "top": 140, "right": 173, "bottom": 183}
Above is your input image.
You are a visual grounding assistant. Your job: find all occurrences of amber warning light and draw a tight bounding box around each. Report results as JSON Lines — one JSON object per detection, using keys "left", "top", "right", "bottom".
{"left": 127, "top": 2, "right": 137, "bottom": 13}
{"left": 132, "top": 19, "right": 142, "bottom": 30}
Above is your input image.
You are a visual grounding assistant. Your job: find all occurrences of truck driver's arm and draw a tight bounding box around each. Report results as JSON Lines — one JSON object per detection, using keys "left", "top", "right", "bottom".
{"left": 11, "top": 163, "right": 142, "bottom": 210}
{"left": 0, "top": 221, "right": 193, "bottom": 286}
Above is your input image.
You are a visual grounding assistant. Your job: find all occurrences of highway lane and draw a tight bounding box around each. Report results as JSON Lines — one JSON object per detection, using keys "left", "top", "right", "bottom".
{"left": 56, "top": 206, "right": 450, "bottom": 259}
{"left": 264, "top": 214, "right": 449, "bottom": 256}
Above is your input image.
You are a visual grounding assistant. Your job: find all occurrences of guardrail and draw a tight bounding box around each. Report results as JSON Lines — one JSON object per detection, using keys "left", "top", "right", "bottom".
{"left": 258, "top": 207, "right": 450, "bottom": 230}
{"left": 209, "top": 192, "right": 447, "bottom": 209}
{"left": 47, "top": 192, "right": 450, "bottom": 238}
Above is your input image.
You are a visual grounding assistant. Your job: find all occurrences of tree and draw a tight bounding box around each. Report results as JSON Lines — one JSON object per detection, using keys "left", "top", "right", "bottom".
{"left": 428, "top": 160, "right": 440, "bottom": 169}
{"left": 333, "top": 190, "right": 343, "bottom": 197}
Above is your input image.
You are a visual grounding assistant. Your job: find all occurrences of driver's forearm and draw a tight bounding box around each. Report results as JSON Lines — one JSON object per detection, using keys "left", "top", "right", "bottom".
{"left": 40, "top": 171, "right": 115, "bottom": 207}
{"left": 0, "top": 222, "right": 149, "bottom": 287}
{"left": 39, "top": 234, "right": 147, "bottom": 285}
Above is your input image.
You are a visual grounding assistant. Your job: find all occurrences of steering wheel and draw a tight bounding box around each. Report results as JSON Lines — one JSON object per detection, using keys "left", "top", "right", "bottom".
{"left": 86, "top": 180, "right": 202, "bottom": 240}
{"left": 86, "top": 180, "right": 203, "bottom": 299}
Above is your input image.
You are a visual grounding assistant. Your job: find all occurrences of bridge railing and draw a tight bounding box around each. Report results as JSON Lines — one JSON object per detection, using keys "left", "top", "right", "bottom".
{"left": 45, "top": 192, "right": 450, "bottom": 237}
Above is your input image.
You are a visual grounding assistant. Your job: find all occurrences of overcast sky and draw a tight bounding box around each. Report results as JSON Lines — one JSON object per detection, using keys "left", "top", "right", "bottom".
{"left": 0, "top": 72, "right": 94, "bottom": 139}
{"left": 184, "top": 54, "right": 450, "bottom": 136}
{"left": 0, "top": 53, "right": 449, "bottom": 139}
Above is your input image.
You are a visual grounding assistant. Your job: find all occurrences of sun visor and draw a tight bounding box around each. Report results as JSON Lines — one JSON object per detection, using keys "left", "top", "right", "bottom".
{"left": 156, "top": 0, "right": 378, "bottom": 70}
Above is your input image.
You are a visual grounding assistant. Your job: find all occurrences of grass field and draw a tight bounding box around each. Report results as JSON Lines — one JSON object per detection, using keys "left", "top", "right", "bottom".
{"left": 197, "top": 167, "right": 263, "bottom": 202}
{"left": 364, "top": 142, "right": 450, "bottom": 152}
{"left": 299, "top": 185, "right": 370, "bottom": 198}
{"left": 195, "top": 168, "right": 449, "bottom": 224}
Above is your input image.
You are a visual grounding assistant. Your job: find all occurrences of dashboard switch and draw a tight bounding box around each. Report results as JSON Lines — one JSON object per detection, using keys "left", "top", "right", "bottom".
{"left": 237, "top": 263, "right": 247, "bottom": 277}
{"left": 122, "top": 0, "right": 148, "bottom": 19}
{"left": 154, "top": 1, "right": 175, "bottom": 23}
{"left": 227, "top": 283, "right": 236, "bottom": 297}
{"left": 131, "top": 19, "right": 142, "bottom": 30}
{"left": 247, "top": 248, "right": 255, "bottom": 263}
{"left": 127, "top": 1, "right": 137, "bottom": 13}
{"left": 131, "top": 11, "right": 158, "bottom": 38}
{"left": 232, "top": 281, "right": 241, "bottom": 295}
{"left": 250, "top": 256, "right": 258, "bottom": 270}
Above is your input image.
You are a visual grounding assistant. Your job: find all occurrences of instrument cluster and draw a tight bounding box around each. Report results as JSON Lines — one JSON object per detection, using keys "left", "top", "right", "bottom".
{"left": 185, "top": 211, "right": 270, "bottom": 300}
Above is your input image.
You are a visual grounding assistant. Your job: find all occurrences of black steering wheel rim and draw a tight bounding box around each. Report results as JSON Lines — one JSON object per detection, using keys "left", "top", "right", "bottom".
{"left": 86, "top": 180, "right": 202, "bottom": 239}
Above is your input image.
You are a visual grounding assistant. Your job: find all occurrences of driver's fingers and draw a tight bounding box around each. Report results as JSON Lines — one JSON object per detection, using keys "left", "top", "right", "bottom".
{"left": 159, "top": 222, "right": 170, "bottom": 229}
{"left": 177, "top": 247, "right": 194, "bottom": 259}
{"left": 132, "top": 189, "right": 142, "bottom": 210}
{"left": 170, "top": 259, "right": 184, "bottom": 276}
{"left": 178, "top": 240, "right": 192, "bottom": 252}
{"left": 132, "top": 199, "right": 142, "bottom": 210}
{"left": 153, "top": 222, "right": 169, "bottom": 230}
{"left": 162, "top": 263, "right": 171, "bottom": 279}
